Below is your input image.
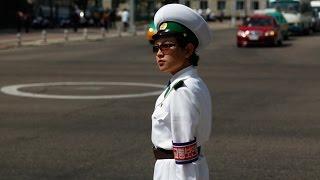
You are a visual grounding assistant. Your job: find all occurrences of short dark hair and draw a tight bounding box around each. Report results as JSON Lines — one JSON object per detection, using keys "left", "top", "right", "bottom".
{"left": 175, "top": 35, "right": 200, "bottom": 66}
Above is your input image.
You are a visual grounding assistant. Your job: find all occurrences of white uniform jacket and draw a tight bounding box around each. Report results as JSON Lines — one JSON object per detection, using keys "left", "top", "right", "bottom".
{"left": 152, "top": 66, "right": 212, "bottom": 180}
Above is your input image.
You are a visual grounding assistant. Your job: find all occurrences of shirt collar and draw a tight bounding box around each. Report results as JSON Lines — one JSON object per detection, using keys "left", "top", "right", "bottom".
{"left": 169, "top": 66, "right": 197, "bottom": 85}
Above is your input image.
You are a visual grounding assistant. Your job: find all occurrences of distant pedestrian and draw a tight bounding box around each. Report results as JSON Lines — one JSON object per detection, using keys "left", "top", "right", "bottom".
{"left": 16, "top": 10, "right": 24, "bottom": 33}
{"left": 151, "top": 4, "right": 213, "bottom": 180}
{"left": 121, "top": 8, "right": 129, "bottom": 32}
{"left": 23, "top": 14, "right": 31, "bottom": 33}
{"left": 101, "top": 8, "right": 110, "bottom": 31}
{"left": 219, "top": 11, "right": 224, "bottom": 22}
{"left": 70, "top": 5, "right": 80, "bottom": 32}
{"left": 109, "top": 9, "right": 117, "bottom": 29}
{"left": 16, "top": 0, "right": 34, "bottom": 33}
{"left": 24, "top": 0, "right": 33, "bottom": 33}
{"left": 16, "top": 10, "right": 31, "bottom": 33}
{"left": 197, "top": 8, "right": 206, "bottom": 19}
{"left": 205, "top": 8, "right": 212, "bottom": 21}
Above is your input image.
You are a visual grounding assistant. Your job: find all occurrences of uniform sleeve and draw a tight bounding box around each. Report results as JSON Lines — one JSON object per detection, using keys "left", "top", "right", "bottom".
{"left": 169, "top": 86, "right": 201, "bottom": 179}
{"left": 170, "top": 86, "right": 200, "bottom": 143}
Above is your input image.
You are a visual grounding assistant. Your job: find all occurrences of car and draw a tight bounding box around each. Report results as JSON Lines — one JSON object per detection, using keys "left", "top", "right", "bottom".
{"left": 31, "top": 16, "right": 51, "bottom": 29}
{"left": 311, "top": 0, "right": 320, "bottom": 32}
{"left": 56, "top": 6, "right": 72, "bottom": 28}
{"left": 32, "top": 5, "right": 87, "bottom": 29}
{"left": 237, "top": 15, "right": 283, "bottom": 47}
{"left": 146, "top": 21, "right": 157, "bottom": 44}
{"left": 255, "top": 8, "right": 290, "bottom": 40}
{"left": 31, "top": 5, "right": 53, "bottom": 29}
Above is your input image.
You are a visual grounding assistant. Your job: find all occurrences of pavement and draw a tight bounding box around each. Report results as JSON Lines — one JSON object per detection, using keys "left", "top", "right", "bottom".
{"left": 0, "top": 20, "right": 237, "bottom": 50}
{"left": 1, "top": 28, "right": 320, "bottom": 179}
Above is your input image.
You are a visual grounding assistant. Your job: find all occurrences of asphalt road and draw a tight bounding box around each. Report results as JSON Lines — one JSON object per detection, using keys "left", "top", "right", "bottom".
{"left": 0, "top": 29, "right": 320, "bottom": 180}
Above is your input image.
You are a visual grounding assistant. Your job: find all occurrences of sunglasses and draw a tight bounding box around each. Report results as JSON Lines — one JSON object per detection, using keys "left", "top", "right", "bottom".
{"left": 152, "top": 43, "right": 176, "bottom": 54}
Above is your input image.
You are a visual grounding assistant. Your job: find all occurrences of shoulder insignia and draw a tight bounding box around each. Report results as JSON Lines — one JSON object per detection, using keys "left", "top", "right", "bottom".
{"left": 173, "top": 80, "right": 184, "bottom": 90}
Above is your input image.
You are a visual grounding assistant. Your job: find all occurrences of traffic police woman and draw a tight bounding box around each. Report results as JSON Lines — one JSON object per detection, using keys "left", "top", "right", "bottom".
{"left": 151, "top": 4, "right": 213, "bottom": 180}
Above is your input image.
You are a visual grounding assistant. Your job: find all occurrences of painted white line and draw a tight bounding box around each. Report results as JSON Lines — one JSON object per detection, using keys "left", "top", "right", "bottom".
{"left": 1, "top": 82, "right": 164, "bottom": 100}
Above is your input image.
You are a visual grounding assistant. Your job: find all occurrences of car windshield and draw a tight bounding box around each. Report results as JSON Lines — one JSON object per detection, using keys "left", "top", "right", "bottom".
{"left": 244, "top": 18, "right": 273, "bottom": 26}
{"left": 58, "top": 7, "right": 70, "bottom": 19}
{"left": 270, "top": 1, "right": 300, "bottom": 13}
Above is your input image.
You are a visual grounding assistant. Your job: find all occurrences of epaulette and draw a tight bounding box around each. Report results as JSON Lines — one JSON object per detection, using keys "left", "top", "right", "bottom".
{"left": 173, "top": 80, "right": 184, "bottom": 90}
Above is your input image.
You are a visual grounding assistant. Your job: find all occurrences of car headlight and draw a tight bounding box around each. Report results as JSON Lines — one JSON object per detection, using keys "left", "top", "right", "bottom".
{"left": 237, "top": 30, "right": 249, "bottom": 38}
{"left": 80, "top": 11, "right": 85, "bottom": 18}
{"left": 265, "top": 30, "right": 275, "bottom": 36}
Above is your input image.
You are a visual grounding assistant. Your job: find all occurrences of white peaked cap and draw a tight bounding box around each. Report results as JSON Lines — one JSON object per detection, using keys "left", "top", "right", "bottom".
{"left": 154, "top": 4, "right": 212, "bottom": 50}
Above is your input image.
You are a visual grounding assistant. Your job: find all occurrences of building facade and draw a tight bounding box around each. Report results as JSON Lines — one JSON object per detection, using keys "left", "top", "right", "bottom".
{"left": 115, "top": 0, "right": 267, "bottom": 19}
{"left": 0, "top": 0, "right": 267, "bottom": 29}
{"left": 185, "top": 0, "right": 267, "bottom": 18}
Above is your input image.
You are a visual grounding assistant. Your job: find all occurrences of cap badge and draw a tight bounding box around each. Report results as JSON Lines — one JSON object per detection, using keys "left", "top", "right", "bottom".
{"left": 159, "top": 23, "right": 168, "bottom": 30}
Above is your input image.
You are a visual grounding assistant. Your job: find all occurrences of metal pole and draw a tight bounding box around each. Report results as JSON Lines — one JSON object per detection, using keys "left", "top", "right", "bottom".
{"left": 117, "top": 21, "right": 122, "bottom": 37}
{"left": 129, "top": 0, "right": 136, "bottom": 36}
{"left": 179, "top": 0, "right": 186, "bottom": 5}
{"left": 244, "top": 0, "right": 250, "bottom": 18}
{"left": 231, "top": 0, "right": 236, "bottom": 27}
{"left": 247, "top": 0, "right": 251, "bottom": 17}
{"left": 64, "top": 29, "right": 69, "bottom": 42}
{"left": 42, "top": 30, "right": 47, "bottom": 44}
{"left": 83, "top": 28, "right": 88, "bottom": 40}
{"left": 101, "top": 27, "right": 106, "bottom": 38}
{"left": 17, "top": 33, "right": 22, "bottom": 47}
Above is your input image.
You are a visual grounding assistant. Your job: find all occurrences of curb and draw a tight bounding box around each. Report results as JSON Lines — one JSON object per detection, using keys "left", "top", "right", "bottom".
{"left": 0, "top": 22, "right": 236, "bottom": 50}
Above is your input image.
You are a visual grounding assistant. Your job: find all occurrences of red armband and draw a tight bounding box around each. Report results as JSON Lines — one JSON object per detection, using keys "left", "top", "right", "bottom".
{"left": 172, "top": 138, "right": 199, "bottom": 164}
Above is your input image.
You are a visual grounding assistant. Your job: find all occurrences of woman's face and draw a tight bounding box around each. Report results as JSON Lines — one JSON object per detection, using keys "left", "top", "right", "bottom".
{"left": 154, "top": 37, "right": 191, "bottom": 75}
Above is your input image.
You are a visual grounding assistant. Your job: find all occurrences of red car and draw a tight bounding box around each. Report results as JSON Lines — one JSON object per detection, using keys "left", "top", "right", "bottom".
{"left": 237, "top": 15, "right": 283, "bottom": 47}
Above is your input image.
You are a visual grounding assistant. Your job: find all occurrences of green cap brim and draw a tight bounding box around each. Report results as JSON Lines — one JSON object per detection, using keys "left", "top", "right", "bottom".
{"left": 152, "top": 21, "right": 199, "bottom": 46}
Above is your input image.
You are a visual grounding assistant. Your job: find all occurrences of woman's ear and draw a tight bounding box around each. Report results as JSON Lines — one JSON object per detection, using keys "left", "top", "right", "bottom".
{"left": 185, "top": 43, "right": 195, "bottom": 59}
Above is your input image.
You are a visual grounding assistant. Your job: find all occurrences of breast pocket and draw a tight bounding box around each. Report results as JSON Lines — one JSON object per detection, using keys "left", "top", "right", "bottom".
{"left": 152, "top": 107, "right": 168, "bottom": 121}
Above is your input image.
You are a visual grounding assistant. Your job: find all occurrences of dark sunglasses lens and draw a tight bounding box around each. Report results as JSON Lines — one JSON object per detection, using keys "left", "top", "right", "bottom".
{"left": 162, "top": 44, "right": 171, "bottom": 49}
{"left": 152, "top": 43, "right": 175, "bottom": 53}
{"left": 162, "top": 44, "right": 175, "bottom": 51}
{"left": 152, "top": 46, "right": 159, "bottom": 53}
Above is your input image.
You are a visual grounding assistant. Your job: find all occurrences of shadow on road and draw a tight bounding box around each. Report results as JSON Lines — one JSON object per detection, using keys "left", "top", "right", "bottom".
{"left": 285, "top": 37, "right": 297, "bottom": 41}
{"left": 237, "top": 42, "right": 293, "bottom": 49}
{"left": 288, "top": 32, "right": 320, "bottom": 39}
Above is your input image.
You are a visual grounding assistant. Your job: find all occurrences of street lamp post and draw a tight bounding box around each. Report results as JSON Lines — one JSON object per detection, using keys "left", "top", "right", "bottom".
{"left": 129, "top": 0, "right": 136, "bottom": 35}
{"left": 179, "top": 0, "right": 186, "bottom": 5}
{"left": 49, "top": 0, "right": 53, "bottom": 22}
{"left": 245, "top": 0, "right": 249, "bottom": 17}
{"left": 231, "top": 0, "right": 236, "bottom": 27}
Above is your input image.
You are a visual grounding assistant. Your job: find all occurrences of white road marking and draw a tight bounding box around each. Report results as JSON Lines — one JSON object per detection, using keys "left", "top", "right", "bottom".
{"left": 1, "top": 82, "right": 164, "bottom": 100}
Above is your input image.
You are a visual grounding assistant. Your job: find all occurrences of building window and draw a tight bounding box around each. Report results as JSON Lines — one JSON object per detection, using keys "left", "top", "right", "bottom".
{"left": 217, "top": 1, "right": 226, "bottom": 10}
{"left": 252, "top": 1, "right": 259, "bottom": 10}
{"left": 200, "top": 1, "right": 208, "bottom": 9}
{"left": 236, "top": 0, "right": 244, "bottom": 10}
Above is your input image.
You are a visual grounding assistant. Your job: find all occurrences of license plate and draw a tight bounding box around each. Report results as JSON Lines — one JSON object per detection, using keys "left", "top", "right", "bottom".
{"left": 248, "top": 35, "right": 259, "bottom": 40}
